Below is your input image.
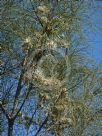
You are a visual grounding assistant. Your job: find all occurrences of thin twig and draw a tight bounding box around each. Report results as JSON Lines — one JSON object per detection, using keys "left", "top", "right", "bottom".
{"left": 34, "top": 116, "right": 48, "bottom": 136}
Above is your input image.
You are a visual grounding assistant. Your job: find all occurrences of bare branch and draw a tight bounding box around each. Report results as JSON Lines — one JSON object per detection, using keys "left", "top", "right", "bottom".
{"left": 29, "top": 0, "right": 43, "bottom": 28}
{"left": 13, "top": 83, "right": 33, "bottom": 120}
{"left": 11, "top": 59, "right": 25, "bottom": 115}
{"left": 34, "top": 116, "right": 48, "bottom": 136}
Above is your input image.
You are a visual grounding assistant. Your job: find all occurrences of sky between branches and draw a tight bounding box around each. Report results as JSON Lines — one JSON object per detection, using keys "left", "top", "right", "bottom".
{"left": 90, "top": 1, "right": 102, "bottom": 63}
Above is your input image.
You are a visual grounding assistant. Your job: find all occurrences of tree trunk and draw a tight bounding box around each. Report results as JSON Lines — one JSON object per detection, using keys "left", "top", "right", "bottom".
{"left": 8, "top": 119, "right": 14, "bottom": 136}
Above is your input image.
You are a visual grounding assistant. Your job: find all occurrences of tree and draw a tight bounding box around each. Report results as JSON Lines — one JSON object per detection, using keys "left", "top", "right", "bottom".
{"left": 0, "top": 0, "right": 102, "bottom": 136}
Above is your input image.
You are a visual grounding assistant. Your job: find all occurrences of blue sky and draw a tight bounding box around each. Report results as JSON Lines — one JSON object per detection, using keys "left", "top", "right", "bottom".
{"left": 90, "top": 1, "right": 102, "bottom": 63}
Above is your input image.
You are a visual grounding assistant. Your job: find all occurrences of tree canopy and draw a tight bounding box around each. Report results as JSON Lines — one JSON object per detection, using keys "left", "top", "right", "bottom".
{"left": 0, "top": 0, "right": 102, "bottom": 136}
